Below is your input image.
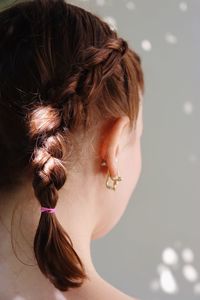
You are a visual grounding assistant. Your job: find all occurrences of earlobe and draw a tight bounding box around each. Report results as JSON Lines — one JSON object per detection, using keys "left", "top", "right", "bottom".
{"left": 101, "top": 158, "right": 123, "bottom": 190}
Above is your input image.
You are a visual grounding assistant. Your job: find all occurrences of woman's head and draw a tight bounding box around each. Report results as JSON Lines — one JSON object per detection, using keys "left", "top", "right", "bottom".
{"left": 0, "top": 0, "right": 144, "bottom": 292}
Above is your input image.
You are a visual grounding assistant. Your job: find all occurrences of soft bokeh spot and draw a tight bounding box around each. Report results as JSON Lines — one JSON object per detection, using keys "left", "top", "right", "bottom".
{"left": 160, "top": 266, "right": 179, "bottom": 294}
{"left": 194, "top": 283, "right": 200, "bottom": 295}
{"left": 182, "top": 248, "right": 194, "bottom": 263}
{"left": 96, "top": 0, "right": 105, "bottom": 6}
{"left": 126, "top": 1, "right": 135, "bottom": 10}
{"left": 141, "top": 39, "right": 152, "bottom": 51}
{"left": 188, "top": 154, "right": 198, "bottom": 163}
{"left": 149, "top": 279, "right": 160, "bottom": 291}
{"left": 162, "top": 248, "right": 179, "bottom": 266}
{"left": 179, "top": 2, "right": 188, "bottom": 12}
{"left": 183, "top": 101, "right": 194, "bottom": 115}
{"left": 165, "top": 32, "right": 178, "bottom": 44}
{"left": 182, "top": 265, "right": 199, "bottom": 282}
{"left": 103, "top": 16, "right": 117, "bottom": 31}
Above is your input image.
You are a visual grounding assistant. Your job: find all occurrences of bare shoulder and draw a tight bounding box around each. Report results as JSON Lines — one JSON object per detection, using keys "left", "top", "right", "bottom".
{"left": 115, "top": 295, "right": 138, "bottom": 300}
{"left": 107, "top": 285, "right": 138, "bottom": 300}
{"left": 87, "top": 274, "right": 138, "bottom": 300}
{"left": 65, "top": 273, "right": 139, "bottom": 300}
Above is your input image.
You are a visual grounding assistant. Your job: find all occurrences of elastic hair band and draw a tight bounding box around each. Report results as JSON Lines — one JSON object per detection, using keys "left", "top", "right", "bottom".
{"left": 41, "top": 207, "right": 56, "bottom": 214}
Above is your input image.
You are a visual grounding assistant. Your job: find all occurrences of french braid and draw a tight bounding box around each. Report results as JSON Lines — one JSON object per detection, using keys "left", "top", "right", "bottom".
{"left": 56, "top": 37, "right": 129, "bottom": 108}
{"left": 26, "top": 38, "right": 129, "bottom": 290}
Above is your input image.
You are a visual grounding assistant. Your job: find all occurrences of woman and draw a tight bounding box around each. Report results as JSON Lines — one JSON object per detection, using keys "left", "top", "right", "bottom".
{"left": 0, "top": 0, "right": 144, "bottom": 299}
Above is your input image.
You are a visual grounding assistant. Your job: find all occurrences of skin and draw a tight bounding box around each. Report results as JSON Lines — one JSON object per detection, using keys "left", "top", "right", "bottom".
{"left": 0, "top": 96, "right": 143, "bottom": 300}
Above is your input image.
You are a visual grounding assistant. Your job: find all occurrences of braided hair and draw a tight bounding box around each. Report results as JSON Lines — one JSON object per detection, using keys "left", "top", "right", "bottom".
{"left": 0, "top": 0, "right": 144, "bottom": 291}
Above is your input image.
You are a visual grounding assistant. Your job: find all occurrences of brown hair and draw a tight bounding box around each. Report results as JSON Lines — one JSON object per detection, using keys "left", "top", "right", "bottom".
{"left": 0, "top": 0, "right": 144, "bottom": 292}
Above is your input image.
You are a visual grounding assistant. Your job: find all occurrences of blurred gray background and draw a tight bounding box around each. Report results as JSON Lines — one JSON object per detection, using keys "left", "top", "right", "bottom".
{"left": 0, "top": 0, "right": 199, "bottom": 299}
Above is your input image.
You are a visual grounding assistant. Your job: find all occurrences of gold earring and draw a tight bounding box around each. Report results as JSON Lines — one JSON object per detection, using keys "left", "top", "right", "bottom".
{"left": 101, "top": 159, "right": 122, "bottom": 191}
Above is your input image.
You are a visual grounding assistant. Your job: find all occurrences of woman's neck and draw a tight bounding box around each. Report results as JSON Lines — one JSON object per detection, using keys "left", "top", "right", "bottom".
{"left": 0, "top": 183, "right": 98, "bottom": 299}
{"left": 0, "top": 181, "right": 136, "bottom": 300}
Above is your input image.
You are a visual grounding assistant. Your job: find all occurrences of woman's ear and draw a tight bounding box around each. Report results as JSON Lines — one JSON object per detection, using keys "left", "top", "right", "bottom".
{"left": 100, "top": 115, "right": 130, "bottom": 178}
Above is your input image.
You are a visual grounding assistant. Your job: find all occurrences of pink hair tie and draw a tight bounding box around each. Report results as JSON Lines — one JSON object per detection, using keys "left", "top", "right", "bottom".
{"left": 41, "top": 207, "right": 56, "bottom": 214}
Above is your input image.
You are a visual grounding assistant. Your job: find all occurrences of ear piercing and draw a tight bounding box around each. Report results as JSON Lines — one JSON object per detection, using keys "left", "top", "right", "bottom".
{"left": 101, "top": 159, "right": 122, "bottom": 191}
